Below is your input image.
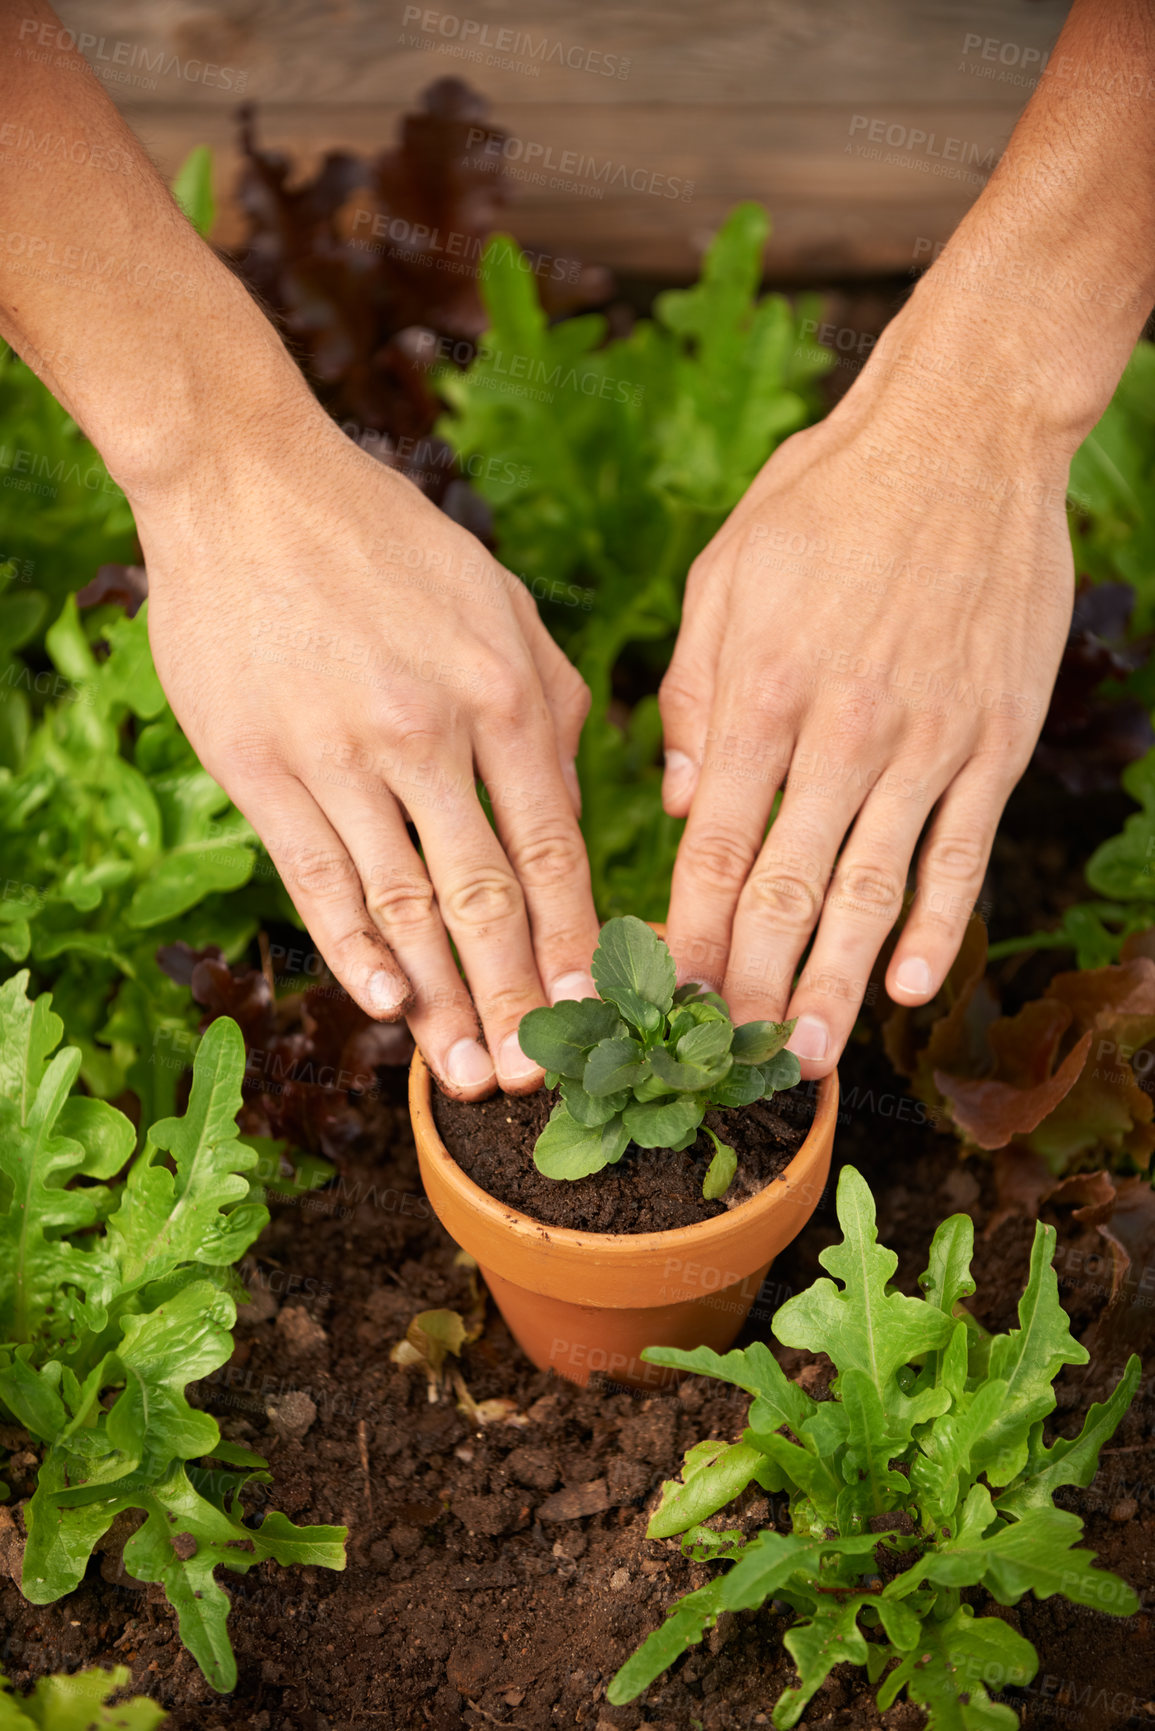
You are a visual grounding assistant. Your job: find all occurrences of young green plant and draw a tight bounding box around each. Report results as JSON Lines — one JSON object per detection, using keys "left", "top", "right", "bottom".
{"left": 608, "top": 1164, "right": 1139, "bottom": 1728}
{"left": 518, "top": 916, "right": 800, "bottom": 1200}
{"left": 0, "top": 973, "right": 345, "bottom": 1693}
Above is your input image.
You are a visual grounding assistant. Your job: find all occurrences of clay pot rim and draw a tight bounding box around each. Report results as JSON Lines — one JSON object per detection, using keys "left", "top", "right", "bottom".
{"left": 409, "top": 1046, "right": 838, "bottom": 1261}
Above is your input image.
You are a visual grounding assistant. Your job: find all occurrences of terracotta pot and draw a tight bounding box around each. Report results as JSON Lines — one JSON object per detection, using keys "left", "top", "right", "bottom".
{"left": 410, "top": 1054, "right": 837, "bottom": 1391}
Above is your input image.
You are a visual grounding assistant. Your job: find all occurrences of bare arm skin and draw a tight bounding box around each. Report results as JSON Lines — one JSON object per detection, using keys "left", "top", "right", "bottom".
{"left": 0, "top": 1, "right": 602, "bottom": 1099}
{"left": 661, "top": 0, "right": 1155, "bottom": 1076}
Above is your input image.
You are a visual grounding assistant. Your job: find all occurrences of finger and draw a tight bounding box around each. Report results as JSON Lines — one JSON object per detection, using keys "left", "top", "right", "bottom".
{"left": 719, "top": 704, "right": 912, "bottom": 1031}
{"left": 658, "top": 557, "right": 728, "bottom": 817}
{"left": 771, "top": 756, "right": 948, "bottom": 1078}
{"left": 231, "top": 774, "right": 412, "bottom": 1022}
{"left": 888, "top": 756, "right": 1020, "bottom": 1005}
{"left": 664, "top": 675, "right": 798, "bottom": 995}
{"left": 402, "top": 735, "right": 554, "bottom": 1095}
{"left": 306, "top": 774, "right": 497, "bottom": 1101}
{"left": 510, "top": 581, "right": 590, "bottom": 813}
{"left": 473, "top": 706, "right": 601, "bottom": 1003}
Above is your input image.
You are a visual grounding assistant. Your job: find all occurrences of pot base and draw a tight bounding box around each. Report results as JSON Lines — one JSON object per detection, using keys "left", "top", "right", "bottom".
{"left": 480, "top": 1258, "right": 775, "bottom": 1390}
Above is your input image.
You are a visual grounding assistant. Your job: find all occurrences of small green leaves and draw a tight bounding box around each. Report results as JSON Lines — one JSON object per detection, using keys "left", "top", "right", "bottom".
{"left": 613, "top": 1166, "right": 1139, "bottom": 1727}
{"left": 591, "top": 914, "right": 676, "bottom": 1020}
{"left": 518, "top": 998, "right": 623, "bottom": 1078}
{"left": 701, "top": 1131, "right": 737, "bottom": 1200}
{"left": 519, "top": 919, "right": 803, "bottom": 1198}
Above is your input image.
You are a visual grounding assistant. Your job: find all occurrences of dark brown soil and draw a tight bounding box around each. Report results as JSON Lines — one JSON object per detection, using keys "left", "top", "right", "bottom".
{"left": 432, "top": 1085, "right": 810, "bottom": 1233}
{"left": 1, "top": 775, "right": 1153, "bottom": 1731}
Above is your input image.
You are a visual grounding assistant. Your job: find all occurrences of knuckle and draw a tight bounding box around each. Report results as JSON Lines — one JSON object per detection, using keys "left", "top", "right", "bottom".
{"left": 224, "top": 729, "right": 284, "bottom": 784}
{"left": 658, "top": 666, "right": 703, "bottom": 725}
{"left": 508, "top": 827, "right": 588, "bottom": 890}
{"left": 288, "top": 848, "right": 359, "bottom": 905}
{"left": 745, "top": 671, "right": 800, "bottom": 728}
{"left": 366, "top": 869, "right": 437, "bottom": 931}
{"left": 831, "top": 861, "right": 905, "bottom": 920}
{"left": 444, "top": 867, "right": 524, "bottom": 932}
{"left": 744, "top": 865, "right": 824, "bottom": 933}
{"left": 827, "top": 692, "right": 879, "bottom": 750}
{"left": 677, "top": 827, "right": 758, "bottom": 891}
{"left": 924, "top": 830, "right": 988, "bottom": 888}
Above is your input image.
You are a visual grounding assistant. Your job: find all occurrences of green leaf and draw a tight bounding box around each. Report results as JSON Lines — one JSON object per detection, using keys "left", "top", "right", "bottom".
{"left": 0, "top": 1665, "right": 168, "bottom": 1728}
{"left": 172, "top": 145, "right": 216, "bottom": 237}
{"left": 606, "top": 1580, "right": 725, "bottom": 1705}
{"left": 731, "top": 1019, "right": 794, "bottom": 1063}
{"left": 877, "top": 1604, "right": 1034, "bottom": 1729}
{"left": 640, "top": 1341, "right": 817, "bottom": 1435}
{"left": 622, "top": 1094, "right": 704, "bottom": 1149}
{"left": 102, "top": 1018, "right": 266, "bottom": 1297}
{"left": 773, "top": 1597, "right": 871, "bottom": 1729}
{"left": 707, "top": 1062, "right": 768, "bottom": 1108}
{"left": 676, "top": 1019, "right": 733, "bottom": 1065}
{"left": 701, "top": 1132, "right": 737, "bottom": 1200}
{"left": 650, "top": 1045, "right": 733, "bottom": 1092}
{"left": 759, "top": 1049, "right": 802, "bottom": 1093}
{"left": 583, "top": 1035, "right": 649, "bottom": 1096}
{"left": 773, "top": 1167, "right": 954, "bottom": 1430}
{"left": 591, "top": 915, "right": 676, "bottom": 1017}
{"left": 996, "top": 1354, "right": 1141, "bottom": 1518}
{"left": 975, "top": 1222, "right": 1088, "bottom": 1484}
{"left": 533, "top": 1103, "right": 629, "bottom": 1178}
{"left": 648, "top": 1439, "right": 767, "bottom": 1538}
{"left": 518, "top": 999, "right": 622, "bottom": 1078}
{"left": 126, "top": 843, "right": 254, "bottom": 927}
{"left": 560, "top": 1077, "right": 628, "bottom": 1127}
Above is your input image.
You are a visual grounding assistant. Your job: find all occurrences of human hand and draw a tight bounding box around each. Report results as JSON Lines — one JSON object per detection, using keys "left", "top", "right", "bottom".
{"left": 134, "top": 408, "right": 599, "bottom": 1099}
{"left": 658, "top": 289, "right": 1080, "bottom": 1077}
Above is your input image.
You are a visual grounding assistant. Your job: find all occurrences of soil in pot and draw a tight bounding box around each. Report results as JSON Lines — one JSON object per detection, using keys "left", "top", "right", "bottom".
{"left": 431, "top": 1083, "right": 815, "bottom": 1233}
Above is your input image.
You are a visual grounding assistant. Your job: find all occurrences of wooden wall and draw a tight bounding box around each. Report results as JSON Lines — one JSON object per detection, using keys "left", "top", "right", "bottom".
{"left": 50, "top": 1, "right": 1070, "bottom": 279}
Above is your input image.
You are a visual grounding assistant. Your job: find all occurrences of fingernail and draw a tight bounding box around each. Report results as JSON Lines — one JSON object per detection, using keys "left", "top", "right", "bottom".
{"left": 663, "top": 748, "right": 694, "bottom": 796}
{"left": 895, "top": 956, "right": 932, "bottom": 997}
{"left": 788, "top": 1015, "right": 828, "bottom": 1062}
{"left": 498, "top": 1029, "right": 541, "bottom": 1082}
{"left": 368, "top": 969, "right": 407, "bottom": 1017}
{"left": 551, "top": 970, "right": 597, "bottom": 1004}
{"left": 447, "top": 1037, "right": 495, "bottom": 1090}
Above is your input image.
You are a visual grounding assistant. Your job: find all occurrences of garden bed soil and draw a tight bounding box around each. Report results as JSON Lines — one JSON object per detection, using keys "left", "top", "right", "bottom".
{"left": 431, "top": 1086, "right": 810, "bottom": 1233}
{"left": 1, "top": 772, "right": 1153, "bottom": 1731}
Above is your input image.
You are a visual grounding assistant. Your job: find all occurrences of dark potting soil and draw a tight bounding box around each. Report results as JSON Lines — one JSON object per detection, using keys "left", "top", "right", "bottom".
{"left": 1, "top": 1031, "right": 1153, "bottom": 1731}
{"left": 431, "top": 1084, "right": 812, "bottom": 1233}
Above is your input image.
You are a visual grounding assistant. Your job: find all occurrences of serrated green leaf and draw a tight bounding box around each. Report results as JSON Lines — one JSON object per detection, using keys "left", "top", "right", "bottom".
{"left": 877, "top": 1603, "right": 1033, "bottom": 1729}
{"left": 0, "top": 1664, "right": 168, "bottom": 1728}
{"left": 996, "top": 1354, "right": 1141, "bottom": 1517}
{"left": 606, "top": 1579, "right": 725, "bottom": 1705}
{"left": 591, "top": 915, "right": 676, "bottom": 1016}
{"left": 583, "top": 1035, "right": 649, "bottom": 1096}
{"left": 518, "top": 998, "right": 623, "bottom": 1077}
{"left": 773, "top": 1597, "right": 871, "bottom": 1729}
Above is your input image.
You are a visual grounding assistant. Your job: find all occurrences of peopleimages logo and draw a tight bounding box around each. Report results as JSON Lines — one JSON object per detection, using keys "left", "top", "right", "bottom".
{"left": 400, "top": 8, "right": 631, "bottom": 79}
{"left": 467, "top": 126, "right": 694, "bottom": 201}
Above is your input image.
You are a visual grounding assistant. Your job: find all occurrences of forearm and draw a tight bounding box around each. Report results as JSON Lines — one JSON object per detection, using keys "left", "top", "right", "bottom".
{"left": 0, "top": 1, "right": 314, "bottom": 497}
{"left": 861, "top": 0, "right": 1155, "bottom": 454}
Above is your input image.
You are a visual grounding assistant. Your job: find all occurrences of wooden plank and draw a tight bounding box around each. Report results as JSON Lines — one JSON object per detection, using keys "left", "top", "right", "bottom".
{"left": 119, "top": 101, "right": 1025, "bottom": 277}
{"left": 49, "top": 0, "right": 1070, "bottom": 108}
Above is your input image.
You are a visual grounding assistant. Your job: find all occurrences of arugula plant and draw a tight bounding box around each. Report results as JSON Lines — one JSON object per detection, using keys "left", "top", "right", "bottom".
{"left": 518, "top": 917, "right": 799, "bottom": 1198}
{"left": 436, "top": 205, "right": 832, "bottom": 918}
{"left": 0, "top": 973, "right": 345, "bottom": 1693}
{"left": 0, "top": 596, "right": 294, "bottom": 1126}
{"left": 609, "top": 1164, "right": 1139, "bottom": 1728}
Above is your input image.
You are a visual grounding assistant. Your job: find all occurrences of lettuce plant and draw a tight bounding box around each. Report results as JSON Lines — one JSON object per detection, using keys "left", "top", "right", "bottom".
{"left": 0, "top": 973, "right": 345, "bottom": 1693}
{"left": 518, "top": 917, "right": 799, "bottom": 1198}
{"left": 609, "top": 1165, "right": 1139, "bottom": 1728}
{"left": 0, "top": 1667, "right": 166, "bottom": 1729}
{"left": 0, "top": 596, "right": 293, "bottom": 1125}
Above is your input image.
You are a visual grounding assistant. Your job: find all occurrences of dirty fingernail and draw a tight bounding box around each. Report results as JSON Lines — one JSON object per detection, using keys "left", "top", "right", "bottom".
{"left": 894, "top": 956, "right": 932, "bottom": 997}
{"left": 447, "top": 1037, "right": 495, "bottom": 1089}
{"left": 788, "top": 1015, "right": 828, "bottom": 1062}
{"left": 498, "top": 1030, "right": 540, "bottom": 1081}
{"left": 551, "top": 970, "right": 597, "bottom": 1004}
{"left": 368, "top": 968, "right": 408, "bottom": 1017}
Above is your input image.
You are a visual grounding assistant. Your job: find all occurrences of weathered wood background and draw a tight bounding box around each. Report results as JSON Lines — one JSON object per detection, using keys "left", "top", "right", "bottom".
{"left": 52, "top": 1, "right": 1070, "bottom": 279}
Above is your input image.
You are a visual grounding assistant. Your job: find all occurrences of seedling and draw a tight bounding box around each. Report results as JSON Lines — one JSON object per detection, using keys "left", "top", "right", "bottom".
{"left": 608, "top": 1165, "right": 1139, "bottom": 1728}
{"left": 518, "top": 917, "right": 800, "bottom": 1200}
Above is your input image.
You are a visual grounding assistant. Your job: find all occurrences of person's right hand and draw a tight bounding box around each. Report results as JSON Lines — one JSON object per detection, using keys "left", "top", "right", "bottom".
{"left": 134, "top": 409, "right": 600, "bottom": 1099}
